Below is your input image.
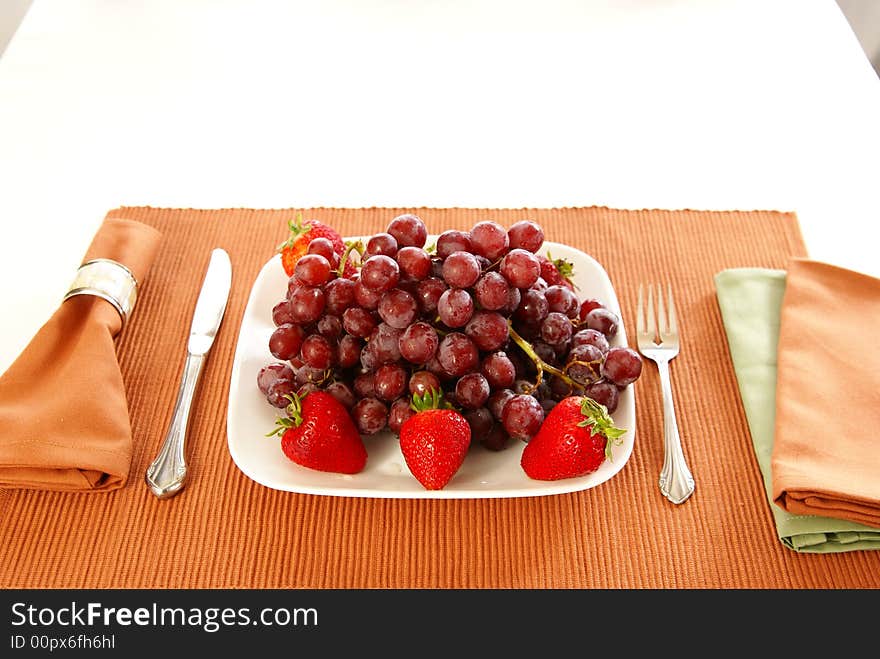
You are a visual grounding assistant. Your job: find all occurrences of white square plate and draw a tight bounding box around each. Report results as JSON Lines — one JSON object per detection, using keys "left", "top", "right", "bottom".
{"left": 226, "top": 238, "right": 636, "bottom": 498}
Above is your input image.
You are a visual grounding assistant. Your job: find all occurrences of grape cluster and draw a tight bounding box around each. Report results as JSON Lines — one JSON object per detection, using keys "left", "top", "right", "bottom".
{"left": 257, "top": 213, "right": 643, "bottom": 450}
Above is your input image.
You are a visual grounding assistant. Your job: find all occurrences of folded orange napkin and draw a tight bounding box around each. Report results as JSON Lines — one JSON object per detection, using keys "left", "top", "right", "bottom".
{"left": 772, "top": 258, "right": 880, "bottom": 528}
{"left": 0, "top": 218, "right": 161, "bottom": 492}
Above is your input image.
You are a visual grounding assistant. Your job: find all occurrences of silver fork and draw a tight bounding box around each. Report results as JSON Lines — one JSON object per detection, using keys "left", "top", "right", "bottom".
{"left": 636, "top": 284, "right": 695, "bottom": 504}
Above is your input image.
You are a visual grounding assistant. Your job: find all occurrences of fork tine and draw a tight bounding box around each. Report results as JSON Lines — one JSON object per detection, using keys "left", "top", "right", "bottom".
{"left": 667, "top": 283, "right": 678, "bottom": 336}
{"left": 656, "top": 282, "right": 668, "bottom": 336}
{"left": 636, "top": 284, "right": 646, "bottom": 335}
{"left": 646, "top": 283, "right": 656, "bottom": 342}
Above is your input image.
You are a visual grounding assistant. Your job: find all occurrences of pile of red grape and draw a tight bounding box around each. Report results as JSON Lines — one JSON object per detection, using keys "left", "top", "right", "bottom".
{"left": 257, "top": 213, "right": 643, "bottom": 450}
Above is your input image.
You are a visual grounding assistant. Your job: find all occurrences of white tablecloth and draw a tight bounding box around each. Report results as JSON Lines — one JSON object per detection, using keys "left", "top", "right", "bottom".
{"left": 1, "top": 0, "right": 879, "bottom": 374}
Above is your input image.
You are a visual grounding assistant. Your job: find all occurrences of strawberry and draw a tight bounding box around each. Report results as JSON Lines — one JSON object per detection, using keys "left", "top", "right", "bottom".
{"left": 399, "top": 389, "right": 471, "bottom": 490}
{"left": 537, "top": 252, "right": 576, "bottom": 290}
{"left": 268, "top": 390, "right": 367, "bottom": 474}
{"left": 278, "top": 213, "right": 354, "bottom": 277}
{"left": 520, "top": 396, "right": 625, "bottom": 481}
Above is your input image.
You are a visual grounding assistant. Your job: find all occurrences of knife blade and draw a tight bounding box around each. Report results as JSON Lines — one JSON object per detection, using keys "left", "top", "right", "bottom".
{"left": 146, "top": 248, "right": 232, "bottom": 499}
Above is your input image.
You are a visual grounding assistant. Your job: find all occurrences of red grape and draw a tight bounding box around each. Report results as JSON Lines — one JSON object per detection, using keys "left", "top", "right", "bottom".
{"left": 387, "top": 213, "right": 427, "bottom": 248}
{"left": 601, "top": 347, "right": 642, "bottom": 386}
{"left": 507, "top": 220, "right": 544, "bottom": 253}
{"left": 469, "top": 221, "right": 509, "bottom": 260}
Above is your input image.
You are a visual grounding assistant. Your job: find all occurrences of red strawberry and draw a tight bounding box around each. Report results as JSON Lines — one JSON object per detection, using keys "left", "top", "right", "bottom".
{"left": 278, "top": 213, "right": 355, "bottom": 278}
{"left": 268, "top": 390, "right": 367, "bottom": 474}
{"left": 537, "top": 252, "right": 576, "bottom": 290}
{"left": 521, "top": 396, "right": 625, "bottom": 481}
{"left": 399, "top": 389, "right": 471, "bottom": 490}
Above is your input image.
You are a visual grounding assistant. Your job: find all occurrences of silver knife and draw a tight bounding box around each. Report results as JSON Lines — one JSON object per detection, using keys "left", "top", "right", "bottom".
{"left": 146, "top": 248, "right": 232, "bottom": 499}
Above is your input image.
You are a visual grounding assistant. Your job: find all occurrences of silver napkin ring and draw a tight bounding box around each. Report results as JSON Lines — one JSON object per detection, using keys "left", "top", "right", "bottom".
{"left": 63, "top": 258, "right": 138, "bottom": 327}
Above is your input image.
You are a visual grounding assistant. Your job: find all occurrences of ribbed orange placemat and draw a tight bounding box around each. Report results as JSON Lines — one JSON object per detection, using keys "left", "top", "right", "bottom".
{"left": 2, "top": 206, "right": 878, "bottom": 589}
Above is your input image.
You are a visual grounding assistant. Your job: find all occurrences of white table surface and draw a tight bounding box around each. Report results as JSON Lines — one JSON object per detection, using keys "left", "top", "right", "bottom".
{"left": 1, "top": 0, "right": 879, "bottom": 375}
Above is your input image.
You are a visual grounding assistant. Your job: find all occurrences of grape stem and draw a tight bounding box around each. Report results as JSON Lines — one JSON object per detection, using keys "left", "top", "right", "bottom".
{"left": 337, "top": 240, "right": 365, "bottom": 277}
{"left": 507, "top": 321, "right": 581, "bottom": 393}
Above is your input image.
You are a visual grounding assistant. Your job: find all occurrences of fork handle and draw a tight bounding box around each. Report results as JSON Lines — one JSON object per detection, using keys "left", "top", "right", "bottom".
{"left": 656, "top": 359, "right": 695, "bottom": 504}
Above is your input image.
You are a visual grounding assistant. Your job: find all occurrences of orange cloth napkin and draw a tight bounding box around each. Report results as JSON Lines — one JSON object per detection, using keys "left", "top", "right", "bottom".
{"left": 0, "top": 218, "right": 161, "bottom": 492}
{"left": 772, "top": 258, "right": 880, "bottom": 528}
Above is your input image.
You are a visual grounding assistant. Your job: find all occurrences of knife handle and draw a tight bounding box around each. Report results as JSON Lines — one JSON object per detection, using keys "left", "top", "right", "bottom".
{"left": 145, "top": 352, "right": 206, "bottom": 499}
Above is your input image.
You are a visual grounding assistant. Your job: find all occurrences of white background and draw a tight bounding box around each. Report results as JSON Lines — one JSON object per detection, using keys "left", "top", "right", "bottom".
{"left": 1, "top": 0, "right": 879, "bottom": 374}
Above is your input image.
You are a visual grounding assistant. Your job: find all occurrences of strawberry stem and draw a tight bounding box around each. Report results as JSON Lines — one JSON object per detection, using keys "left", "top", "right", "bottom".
{"left": 576, "top": 396, "right": 626, "bottom": 461}
{"left": 276, "top": 212, "right": 312, "bottom": 252}
{"left": 265, "top": 393, "right": 305, "bottom": 437}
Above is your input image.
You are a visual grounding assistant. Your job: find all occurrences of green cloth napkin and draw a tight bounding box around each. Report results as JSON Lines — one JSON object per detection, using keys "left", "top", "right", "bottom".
{"left": 714, "top": 268, "right": 880, "bottom": 553}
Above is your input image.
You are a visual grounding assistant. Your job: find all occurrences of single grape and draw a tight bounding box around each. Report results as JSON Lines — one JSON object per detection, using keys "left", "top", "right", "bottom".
{"left": 456, "top": 373, "right": 491, "bottom": 410}
{"left": 501, "top": 286, "right": 521, "bottom": 315}
{"left": 370, "top": 323, "right": 403, "bottom": 364}
{"left": 514, "top": 289, "right": 549, "bottom": 324}
{"left": 408, "top": 370, "right": 441, "bottom": 396}
{"left": 360, "top": 254, "right": 400, "bottom": 291}
{"left": 269, "top": 323, "right": 304, "bottom": 360}
{"left": 464, "top": 407, "right": 494, "bottom": 441}
{"left": 387, "top": 213, "right": 428, "bottom": 248}
{"left": 415, "top": 277, "right": 448, "bottom": 316}
{"left": 530, "top": 339, "right": 558, "bottom": 367}
{"left": 342, "top": 307, "right": 377, "bottom": 338}
{"left": 317, "top": 314, "right": 343, "bottom": 339}
{"left": 578, "top": 298, "right": 605, "bottom": 322}
{"left": 601, "top": 346, "right": 643, "bottom": 386}
{"left": 438, "top": 288, "right": 474, "bottom": 328}
{"left": 481, "top": 351, "right": 516, "bottom": 389}
{"left": 353, "top": 372, "right": 376, "bottom": 398}
{"left": 442, "top": 251, "right": 481, "bottom": 289}
{"left": 570, "top": 328, "right": 610, "bottom": 354}
{"left": 540, "top": 311, "right": 574, "bottom": 347}
{"left": 388, "top": 397, "right": 416, "bottom": 433}
{"left": 548, "top": 375, "right": 572, "bottom": 401}
{"left": 436, "top": 229, "right": 473, "bottom": 259}
{"left": 396, "top": 246, "right": 431, "bottom": 280}
{"left": 365, "top": 232, "right": 399, "bottom": 259}
{"left": 324, "top": 277, "right": 357, "bottom": 315}
{"left": 300, "top": 334, "right": 335, "bottom": 370}
{"left": 464, "top": 310, "right": 509, "bottom": 352}
{"left": 501, "top": 394, "right": 544, "bottom": 441}
{"left": 469, "top": 221, "right": 509, "bottom": 261}
{"left": 473, "top": 271, "right": 510, "bottom": 311}
{"left": 584, "top": 382, "right": 620, "bottom": 413}
{"left": 257, "top": 363, "right": 294, "bottom": 395}
{"left": 337, "top": 334, "right": 362, "bottom": 368}
{"left": 487, "top": 388, "right": 515, "bottom": 421}
{"left": 360, "top": 341, "right": 378, "bottom": 372}
{"left": 294, "top": 253, "right": 332, "bottom": 287}
{"left": 374, "top": 363, "right": 408, "bottom": 401}
{"left": 545, "top": 285, "right": 579, "bottom": 318}
{"left": 437, "top": 332, "right": 479, "bottom": 377}
{"left": 482, "top": 424, "right": 510, "bottom": 451}
{"left": 352, "top": 397, "right": 388, "bottom": 435}
{"left": 354, "top": 278, "right": 383, "bottom": 310}
{"left": 266, "top": 377, "right": 295, "bottom": 408}
{"left": 500, "top": 248, "right": 540, "bottom": 289}
{"left": 307, "top": 237, "right": 338, "bottom": 263}
{"left": 378, "top": 288, "right": 419, "bottom": 329}
{"left": 325, "top": 381, "right": 356, "bottom": 410}
{"left": 271, "top": 300, "right": 294, "bottom": 327}
{"left": 398, "top": 321, "right": 439, "bottom": 364}
{"left": 584, "top": 308, "right": 619, "bottom": 338}
{"left": 288, "top": 286, "right": 325, "bottom": 324}
{"left": 507, "top": 220, "right": 544, "bottom": 253}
